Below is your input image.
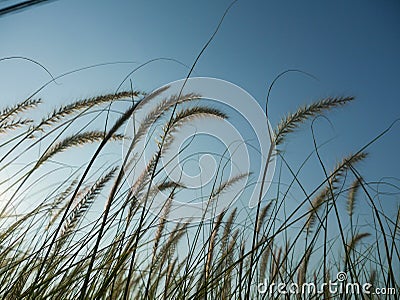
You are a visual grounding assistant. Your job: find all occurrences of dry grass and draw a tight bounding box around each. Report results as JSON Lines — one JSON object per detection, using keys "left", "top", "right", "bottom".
{"left": 0, "top": 87, "right": 398, "bottom": 300}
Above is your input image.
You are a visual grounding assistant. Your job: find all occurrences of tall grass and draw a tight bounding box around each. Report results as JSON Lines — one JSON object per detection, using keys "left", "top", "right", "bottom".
{"left": 0, "top": 87, "right": 398, "bottom": 300}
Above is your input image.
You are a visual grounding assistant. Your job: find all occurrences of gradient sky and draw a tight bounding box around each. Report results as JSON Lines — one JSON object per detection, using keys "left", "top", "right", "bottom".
{"left": 0, "top": 1, "right": 399, "bottom": 220}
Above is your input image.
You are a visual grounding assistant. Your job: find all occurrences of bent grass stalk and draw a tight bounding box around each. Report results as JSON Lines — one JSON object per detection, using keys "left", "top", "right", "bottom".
{"left": 0, "top": 88, "right": 397, "bottom": 299}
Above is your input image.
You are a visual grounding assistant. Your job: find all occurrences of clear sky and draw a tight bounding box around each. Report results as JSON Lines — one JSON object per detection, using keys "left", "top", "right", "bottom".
{"left": 0, "top": 1, "right": 399, "bottom": 220}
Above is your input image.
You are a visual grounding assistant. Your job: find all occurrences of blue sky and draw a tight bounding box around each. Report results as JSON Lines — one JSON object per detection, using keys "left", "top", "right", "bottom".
{"left": 0, "top": 1, "right": 399, "bottom": 220}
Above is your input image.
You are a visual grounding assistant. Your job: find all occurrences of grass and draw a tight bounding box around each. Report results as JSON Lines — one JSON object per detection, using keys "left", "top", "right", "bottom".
{"left": 0, "top": 86, "right": 398, "bottom": 300}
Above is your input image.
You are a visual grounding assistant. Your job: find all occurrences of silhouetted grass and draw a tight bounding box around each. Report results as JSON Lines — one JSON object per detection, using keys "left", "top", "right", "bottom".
{"left": 0, "top": 87, "right": 398, "bottom": 300}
